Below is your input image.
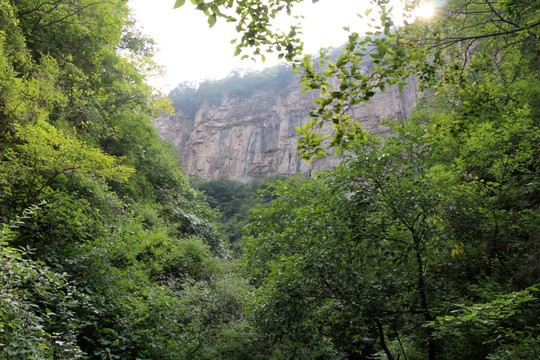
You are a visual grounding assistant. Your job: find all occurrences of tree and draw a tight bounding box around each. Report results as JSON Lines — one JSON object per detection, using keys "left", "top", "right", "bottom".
{"left": 1, "top": 210, "right": 85, "bottom": 359}
{"left": 1, "top": 1, "right": 258, "bottom": 358}
{"left": 242, "top": 103, "right": 539, "bottom": 359}
{"left": 170, "top": 2, "right": 539, "bottom": 358}
{"left": 242, "top": 120, "right": 444, "bottom": 358}
{"left": 194, "top": 176, "right": 285, "bottom": 248}
{"left": 174, "top": 0, "right": 540, "bottom": 157}
{"left": 168, "top": 64, "right": 295, "bottom": 118}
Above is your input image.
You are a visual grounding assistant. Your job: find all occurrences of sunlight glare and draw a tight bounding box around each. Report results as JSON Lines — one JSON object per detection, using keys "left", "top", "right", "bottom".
{"left": 414, "top": 2, "right": 435, "bottom": 19}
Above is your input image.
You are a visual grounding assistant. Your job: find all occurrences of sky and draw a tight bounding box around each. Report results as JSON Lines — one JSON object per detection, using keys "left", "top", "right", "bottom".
{"left": 128, "top": 0, "right": 374, "bottom": 93}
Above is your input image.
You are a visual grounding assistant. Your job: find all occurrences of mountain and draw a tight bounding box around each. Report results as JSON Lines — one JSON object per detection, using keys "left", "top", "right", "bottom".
{"left": 154, "top": 69, "right": 419, "bottom": 182}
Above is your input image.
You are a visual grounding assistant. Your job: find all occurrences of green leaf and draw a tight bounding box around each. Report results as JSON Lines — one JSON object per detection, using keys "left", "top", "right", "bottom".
{"left": 174, "top": 0, "right": 186, "bottom": 8}
{"left": 208, "top": 13, "right": 217, "bottom": 27}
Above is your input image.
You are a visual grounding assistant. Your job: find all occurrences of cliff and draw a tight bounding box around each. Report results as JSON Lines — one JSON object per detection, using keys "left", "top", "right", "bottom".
{"left": 153, "top": 75, "right": 418, "bottom": 182}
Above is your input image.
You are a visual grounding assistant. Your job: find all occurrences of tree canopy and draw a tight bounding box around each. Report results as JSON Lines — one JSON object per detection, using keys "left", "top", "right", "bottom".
{"left": 0, "top": 0, "right": 538, "bottom": 359}
{"left": 169, "top": 64, "right": 295, "bottom": 117}
{"left": 172, "top": 0, "right": 540, "bottom": 358}
{"left": 1, "top": 0, "right": 272, "bottom": 358}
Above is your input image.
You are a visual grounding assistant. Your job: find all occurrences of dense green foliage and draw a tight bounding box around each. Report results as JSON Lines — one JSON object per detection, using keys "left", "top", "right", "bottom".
{"left": 243, "top": 110, "right": 539, "bottom": 359}
{"left": 192, "top": 176, "right": 285, "bottom": 249}
{"left": 169, "top": 64, "right": 295, "bottom": 117}
{"left": 1, "top": 0, "right": 539, "bottom": 359}
{"left": 0, "top": 0, "right": 269, "bottom": 358}
{"left": 173, "top": 0, "right": 540, "bottom": 358}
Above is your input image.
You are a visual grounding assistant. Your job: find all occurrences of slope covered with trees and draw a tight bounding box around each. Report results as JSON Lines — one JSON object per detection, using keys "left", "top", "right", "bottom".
{"left": 192, "top": 176, "right": 285, "bottom": 250}
{"left": 243, "top": 111, "right": 539, "bottom": 359}
{"left": 0, "top": 0, "right": 270, "bottom": 358}
{"left": 1, "top": 0, "right": 539, "bottom": 359}
{"left": 177, "top": 0, "right": 539, "bottom": 358}
{"left": 169, "top": 65, "right": 296, "bottom": 118}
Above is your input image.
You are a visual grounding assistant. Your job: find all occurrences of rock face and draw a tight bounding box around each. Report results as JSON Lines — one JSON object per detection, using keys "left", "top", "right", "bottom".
{"left": 153, "top": 76, "right": 418, "bottom": 182}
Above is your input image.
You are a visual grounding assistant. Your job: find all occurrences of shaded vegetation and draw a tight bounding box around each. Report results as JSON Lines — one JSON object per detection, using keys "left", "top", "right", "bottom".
{"left": 0, "top": 0, "right": 271, "bottom": 358}
{"left": 1, "top": 0, "right": 539, "bottom": 359}
{"left": 243, "top": 106, "right": 540, "bottom": 359}
{"left": 192, "top": 176, "right": 286, "bottom": 251}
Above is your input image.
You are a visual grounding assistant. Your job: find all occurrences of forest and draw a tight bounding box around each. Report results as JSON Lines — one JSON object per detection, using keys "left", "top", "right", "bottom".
{"left": 1, "top": 0, "right": 538, "bottom": 359}
{"left": 169, "top": 65, "right": 296, "bottom": 118}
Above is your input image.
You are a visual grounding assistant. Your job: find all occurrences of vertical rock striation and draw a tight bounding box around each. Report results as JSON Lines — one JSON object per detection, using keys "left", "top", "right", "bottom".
{"left": 154, "top": 76, "right": 418, "bottom": 182}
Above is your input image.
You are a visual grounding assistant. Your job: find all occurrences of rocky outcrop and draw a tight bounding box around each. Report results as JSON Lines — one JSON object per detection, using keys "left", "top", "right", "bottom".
{"left": 154, "top": 76, "right": 418, "bottom": 182}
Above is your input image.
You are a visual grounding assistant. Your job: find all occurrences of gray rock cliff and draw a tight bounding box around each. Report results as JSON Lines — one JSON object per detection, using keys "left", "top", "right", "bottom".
{"left": 153, "top": 76, "right": 418, "bottom": 182}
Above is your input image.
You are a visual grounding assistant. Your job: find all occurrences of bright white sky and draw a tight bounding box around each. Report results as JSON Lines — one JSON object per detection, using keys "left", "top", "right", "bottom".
{"left": 127, "top": 0, "right": 435, "bottom": 93}
{"left": 128, "top": 0, "right": 375, "bottom": 92}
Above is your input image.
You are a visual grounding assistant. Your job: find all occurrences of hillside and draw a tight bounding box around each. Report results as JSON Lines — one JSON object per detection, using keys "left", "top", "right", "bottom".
{"left": 2, "top": 0, "right": 539, "bottom": 359}
{"left": 156, "top": 65, "right": 418, "bottom": 181}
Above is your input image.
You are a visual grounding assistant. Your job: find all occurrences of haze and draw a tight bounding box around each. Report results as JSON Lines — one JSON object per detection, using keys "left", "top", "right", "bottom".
{"left": 128, "top": 0, "right": 372, "bottom": 92}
